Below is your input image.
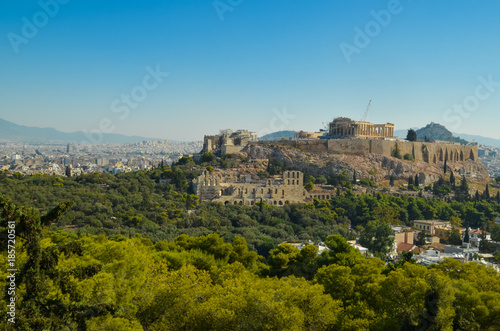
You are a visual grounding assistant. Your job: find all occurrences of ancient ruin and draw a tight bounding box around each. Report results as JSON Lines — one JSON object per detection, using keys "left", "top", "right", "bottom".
{"left": 328, "top": 117, "right": 395, "bottom": 139}
{"left": 202, "top": 129, "right": 257, "bottom": 155}
{"left": 193, "top": 170, "right": 332, "bottom": 205}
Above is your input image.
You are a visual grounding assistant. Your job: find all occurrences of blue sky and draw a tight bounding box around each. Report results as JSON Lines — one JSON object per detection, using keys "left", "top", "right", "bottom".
{"left": 1, "top": 0, "right": 500, "bottom": 141}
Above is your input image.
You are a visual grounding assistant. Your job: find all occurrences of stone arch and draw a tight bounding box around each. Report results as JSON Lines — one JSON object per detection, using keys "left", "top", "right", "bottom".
{"left": 469, "top": 150, "right": 475, "bottom": 161}
{"left": 279, "top": 201, "right": 283, "bottom": 205}
{"left": 285, "top": 201, "right": 290, "bottom": 204}
{"left": 439, "top": 149, "right": 443, "bottom": 161}
{"left": 455, "top": 151, "right": 459, "bottom": 162}
{"left": 282, "top": 190, "right": 285, "bottom": 196}
{"left": 234, "top": 201, "right": 237, "bottom": 205}
{"left": 460, "top": 150, "right": 464, "bottom": 161}
{"left": 251, "top": 200, "right": 254, "bottom": 205}
{"left": 224, "top": 201, "right": 230, "bottom": 205}
{"left": 239, "top": 201, "right": 243, "bottom": 205}
{"left": 433, "top": 154, "right": 437, "bottom": 163}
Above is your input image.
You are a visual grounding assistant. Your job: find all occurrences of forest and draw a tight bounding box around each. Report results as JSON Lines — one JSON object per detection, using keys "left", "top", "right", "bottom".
{"left": 1, "top": 157, "right": 499, "bottom": 257}
{"left": 0, "top": 198, "right": 499, "bottom": 330}
{"left": 1, "top": 156, "right": 500, "bottom": 329}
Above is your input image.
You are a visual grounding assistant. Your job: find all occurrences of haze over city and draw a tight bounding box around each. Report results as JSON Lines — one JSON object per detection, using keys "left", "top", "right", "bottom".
{"left": 2, "top": 0, "right": 500, "bottom": 141}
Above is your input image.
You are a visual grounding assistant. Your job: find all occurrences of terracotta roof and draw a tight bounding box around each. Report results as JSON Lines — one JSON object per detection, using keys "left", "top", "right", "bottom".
{"left": 397, "top": 243, "right": 416, "bottom": 252}
{"left": 470, "top": 229, "right": 491, "bottom": 235}
{"left": 428, "top": 243, "right": 445, "bottom": 252}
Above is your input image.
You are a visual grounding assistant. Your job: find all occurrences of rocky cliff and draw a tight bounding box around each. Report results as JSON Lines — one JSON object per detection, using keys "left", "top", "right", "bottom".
{"left": 239, "top": 142, "right": 490, "bottom": 187}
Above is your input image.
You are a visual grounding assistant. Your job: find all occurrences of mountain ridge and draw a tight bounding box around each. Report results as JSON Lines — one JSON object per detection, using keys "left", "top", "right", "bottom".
{"left": 0, "top": 117, "right": 161, "bottom": 144}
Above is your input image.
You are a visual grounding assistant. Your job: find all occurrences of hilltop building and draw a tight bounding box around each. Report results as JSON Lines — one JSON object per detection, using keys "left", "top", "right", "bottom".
{"left": 327, "top": 117, "right": 395, "bottom": 139}
{"left": 202, "top": 129, "right": 257, "bottom": 155}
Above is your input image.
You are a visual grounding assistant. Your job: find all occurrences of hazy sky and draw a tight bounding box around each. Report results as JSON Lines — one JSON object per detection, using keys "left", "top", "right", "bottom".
{"left": 2, "top": 1, "right": 500, "bottom": 141}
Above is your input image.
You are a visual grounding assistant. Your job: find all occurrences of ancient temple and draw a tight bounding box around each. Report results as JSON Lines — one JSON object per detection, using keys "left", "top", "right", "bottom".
{"left": 328, "top": 117, "right": 394, "bottom": 139}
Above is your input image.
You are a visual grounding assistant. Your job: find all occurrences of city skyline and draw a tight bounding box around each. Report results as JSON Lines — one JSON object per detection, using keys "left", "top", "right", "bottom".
{"left": 2, "top": 1, "right": 500, "bottom": 141}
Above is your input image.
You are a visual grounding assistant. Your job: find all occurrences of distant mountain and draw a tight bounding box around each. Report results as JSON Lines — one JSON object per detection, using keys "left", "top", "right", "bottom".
{"left": 0, "top": 117, "right": 159, "bottom": 144}
{"left": 395, "top": 123, "right": 469, "bottom": 145}
{"left": 259, "top": 130, "right": 296, "bottom": 141}
{"left": 451, "top": 132, "right": 500, "bottom": 149}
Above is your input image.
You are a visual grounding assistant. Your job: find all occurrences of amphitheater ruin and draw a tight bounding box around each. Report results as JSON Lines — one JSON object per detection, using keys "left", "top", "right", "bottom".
{"left": 193, "top": 170, "right": 332, "bottom": 206}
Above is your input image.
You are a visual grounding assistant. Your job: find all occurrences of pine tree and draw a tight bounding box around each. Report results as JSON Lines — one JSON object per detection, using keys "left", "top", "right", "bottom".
{"left": 352, "top": 170, "right": 357, "bottom": 184}
{"left": 444, "top": 158, "right": 447, "bottom": 174}
{"left": 65, "top": 165, "right": 71, "bottom": 177}
{"left": 449, "top": 171, "right": 455, "bottom": 190}
{"left": 414, "top": 174, "right": 419, "bottom": 187}
{"left": 496, "top": 191, "right": 500, "bottom": 204}
{"left": 482, "top": 184, "right": 490, "bottom": 201}
{"left": 475, "top": 190, "right": 480, "bottom": 201}
{"left": 389, "top": 174, "right": 395, "bottom": 187}
{"left": 408, "top": 176, "right": 414, "bottom": 188}
{"left": 464, "top": 226, "right": 470, "bottom": 243}
{"left": 457, "top": 175, "right": 469, "bottom": 201}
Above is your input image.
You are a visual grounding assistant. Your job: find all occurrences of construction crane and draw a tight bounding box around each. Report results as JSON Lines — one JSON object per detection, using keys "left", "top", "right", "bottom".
{"left": 361, "top": 100, "right": 372, "bottom": 122}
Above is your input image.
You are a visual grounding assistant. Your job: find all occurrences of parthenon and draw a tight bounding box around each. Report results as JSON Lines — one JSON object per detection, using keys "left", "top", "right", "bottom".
{"left": 328, "top": 117, "right": 395, "bottom": 139}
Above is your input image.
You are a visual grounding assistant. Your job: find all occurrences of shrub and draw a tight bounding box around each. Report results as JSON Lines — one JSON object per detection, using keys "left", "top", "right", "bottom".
{"left": 403, "top": 153, "right": 414, "bottom": 161}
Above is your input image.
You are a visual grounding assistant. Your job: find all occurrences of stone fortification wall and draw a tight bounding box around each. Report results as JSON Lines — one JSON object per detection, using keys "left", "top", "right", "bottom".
{"left": 253, "top": 139, "right": 478, "bottom": 164}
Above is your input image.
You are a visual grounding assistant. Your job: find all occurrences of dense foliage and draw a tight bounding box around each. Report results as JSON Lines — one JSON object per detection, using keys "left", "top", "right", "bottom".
{"left": 1, "top": 163, "right": 500, "bottom": 257}
{"left": 1, "top": 210, "right": 499, "bottom": 330}
{"left": 1, "top": 158, "right": 500, "bottom": 329}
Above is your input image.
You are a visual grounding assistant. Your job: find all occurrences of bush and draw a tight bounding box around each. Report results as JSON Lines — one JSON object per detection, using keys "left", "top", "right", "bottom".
{"left": 403, "top": 153, "right": 414, "bottom": 161}
{"left": 392, "top": 143, "right": 402, "bottom": 159}
{"left": 359, "top": 179, "right": 376, "bottom": 187}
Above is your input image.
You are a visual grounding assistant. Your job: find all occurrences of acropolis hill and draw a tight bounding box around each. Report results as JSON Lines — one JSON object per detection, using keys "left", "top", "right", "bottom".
{"left": 203, "top": 117, "right": 479, "bottom": 165}
{"left": 201, "top": 117, "right": 489, "bottom": 189}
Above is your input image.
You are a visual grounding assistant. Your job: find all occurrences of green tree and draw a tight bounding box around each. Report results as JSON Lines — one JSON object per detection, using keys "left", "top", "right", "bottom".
{"left": 463, "top": 227, "right": 470, "bottom": 243}
{"left": 389, "top": 174, "right": 395, "bottom": 187}
{"left": 305, "top": 181, "right": 314, "bottom": 191}
{"left": 406, "top": 129, "right": 417, "bottom": 142}
{"left": 359, "top": 220, "right": 393, "bottom": 257}
{"left": 393, "top": 143, "right": 402, "bottom": 159}
{"left": 448, "top": 228, "right": 463, "bottom": 245}
{"left": 315, "top": 175, "right": 327, "bottom": 185}
{"left": 201, "top": 152, "right": 216, "bottom": 163}
{"left": 0, "top": 195, "right": 74, "bottom": 329}
{"left": 482, "top": 184, "right": 490, "bottom": 201}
